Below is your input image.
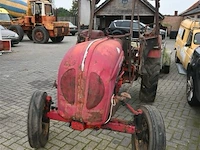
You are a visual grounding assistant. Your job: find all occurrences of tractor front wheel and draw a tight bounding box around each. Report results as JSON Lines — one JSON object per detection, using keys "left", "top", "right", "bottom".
{"left": 27, "top": 91, "right": 51, "bottom": 148}
{"left": 139, "top": 58, "right": 160, "bottom": 102}
{"left": 32, "top": 26, "right": 49, "bottom": 43}
{"left": 132, "top": 105, "right": 166, "bottom": 150}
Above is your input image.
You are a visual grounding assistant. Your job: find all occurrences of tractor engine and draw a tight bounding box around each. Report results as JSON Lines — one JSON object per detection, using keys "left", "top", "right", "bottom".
{"left": 57, "top": 38, "right": 124, "bottom": 126}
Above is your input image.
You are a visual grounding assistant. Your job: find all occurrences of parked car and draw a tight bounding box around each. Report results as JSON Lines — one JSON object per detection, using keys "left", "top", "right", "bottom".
{"left": 68, "top": 22, "right": 78, "bottom": 36}
{"left": 0, "top": 25, "right": 19, "bottom": 46}
{"left": 108, "top": 20, "right": 166, "bottom": 39}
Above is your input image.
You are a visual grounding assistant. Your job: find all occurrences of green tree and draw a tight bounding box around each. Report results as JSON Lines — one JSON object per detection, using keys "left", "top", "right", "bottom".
{"left": 69, "top": 1, "right": 78, "bottom": 16}
{"left": 56, "top": 7, "right": 71, "bottom": 17}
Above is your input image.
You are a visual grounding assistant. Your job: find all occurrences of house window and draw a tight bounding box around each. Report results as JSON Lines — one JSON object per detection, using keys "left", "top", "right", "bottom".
{"left": 198, "top": 15, "right": 200, "bottom": 18}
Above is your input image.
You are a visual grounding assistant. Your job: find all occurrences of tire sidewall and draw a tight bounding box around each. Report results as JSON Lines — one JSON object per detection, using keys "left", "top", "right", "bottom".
{"left": 32, "top": 26, "right": 49, "bottom": 43}
{"left": 132, "top": 105, "right": 166, "bottom": 150}
{"left": 27, "top": 91, "right": 49, "bottom": 148}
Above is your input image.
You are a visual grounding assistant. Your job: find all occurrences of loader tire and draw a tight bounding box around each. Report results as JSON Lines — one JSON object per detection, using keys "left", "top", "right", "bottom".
{"left": 9, "top": 25, "right": 24, "bottom": 42}
{"left": 32, "top": 26, "right": 49, "bottom": 43}
{"left": 50, "top": 36, "right": 64, "bottom": 43}
{"left": 139, "top": 58, "right": 160, "bottom": 102}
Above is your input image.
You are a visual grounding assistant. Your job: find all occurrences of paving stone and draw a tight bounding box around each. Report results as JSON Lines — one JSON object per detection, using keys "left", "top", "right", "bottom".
{"left": 49, "top": 138, "right": 66, "bottom": 147}
{"left": 70, "top": 142, "right": 86, "bottom": 150}
{"left": 120, "top": 137, "right": 131, "bottom": 147}
{"left": 62, "top": 137, "right": 78, "bottom": 146}
{"left": 96, "top": 140, "right": 109, "bottom": 150}
{"left": 9, "top": 143, "right": 26, "bottom": 150}
{"left": 86, "top": 134, "right": 102, "bottom": 143}
{"left": 83, "top": 141, "right": 98, "bottom": 150}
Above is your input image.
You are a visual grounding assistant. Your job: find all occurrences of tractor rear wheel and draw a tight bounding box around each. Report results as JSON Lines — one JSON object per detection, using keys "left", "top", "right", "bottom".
{"left": 139, "top": 58, "right": 160, "bottom": 102}
{"left": 9, "top": 25, "right": 24, "bottom": 42}
{"left": 50, "top": 36, "right": 64, "bottom": 43}
{"left": 32, "top": 26, "right": 49, "bottom": 43}
{"left": 132, "top": 105, "right": 166, "bottom": 150}
{"left": 27, "top": 91, "right": 51, "bottom": 148}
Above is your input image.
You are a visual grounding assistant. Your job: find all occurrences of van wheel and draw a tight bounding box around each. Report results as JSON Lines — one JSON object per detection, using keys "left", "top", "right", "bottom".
{"left": 9, "top": 25, "right": 24, "bottom": 42}
{"left": 32, "top": 26, "right": 49, "bottom": 43}
{"left": 186, "top": 72, "right": 200, "bottom": 106}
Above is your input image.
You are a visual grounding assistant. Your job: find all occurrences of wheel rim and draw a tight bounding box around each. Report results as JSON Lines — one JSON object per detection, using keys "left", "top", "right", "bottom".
{"left": 187, "top": 76, "right": 193, "bottom": 102}
{"left": 133, "top": 116, "right": 149, "bottom": 150}
{"left": 42, "top": 122, "right": 49, "bottom": 137}
{"left": 41, "top": 97, "right": 50, "bottom": 138}
{"left": 35, "top": 31, "right": 44, "bottom": 42}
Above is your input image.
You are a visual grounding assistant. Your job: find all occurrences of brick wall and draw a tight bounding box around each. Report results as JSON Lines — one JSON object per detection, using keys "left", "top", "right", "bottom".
{"left": 162, "top": 15, "right": 183, "bottom": 33}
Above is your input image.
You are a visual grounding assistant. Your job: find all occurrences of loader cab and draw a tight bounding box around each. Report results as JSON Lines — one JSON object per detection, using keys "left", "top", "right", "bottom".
{"left": 30, "top": 1, "right": 54, "bottom": 24}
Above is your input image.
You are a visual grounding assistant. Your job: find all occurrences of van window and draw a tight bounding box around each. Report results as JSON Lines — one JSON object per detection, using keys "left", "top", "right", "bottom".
{"left": 186, "top": 32, "right": 192, "bottom": 46}
{"left": 182, "top": 30, "right": 185, "bottom": 40}
{"left": 194, "top": 33, "right": 200, "bottom": 44}
{"left": 178, "top": 27, "right": 185, "bottom": 39}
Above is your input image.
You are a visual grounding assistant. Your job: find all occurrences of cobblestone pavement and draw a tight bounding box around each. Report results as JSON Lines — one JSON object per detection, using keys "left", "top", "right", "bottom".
{"left": 0, "top": 36, "right": 200, "bottom": 150}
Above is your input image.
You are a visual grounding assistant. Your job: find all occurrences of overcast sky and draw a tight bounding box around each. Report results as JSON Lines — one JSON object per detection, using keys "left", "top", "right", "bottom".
{"left": 54, "top": 0, "right": 198, "bottom": 15}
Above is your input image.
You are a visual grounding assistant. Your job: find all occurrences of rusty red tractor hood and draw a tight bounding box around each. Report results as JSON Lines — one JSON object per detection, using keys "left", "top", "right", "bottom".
{"left": 57, "top": 37, "right": 124, "bottom": 126}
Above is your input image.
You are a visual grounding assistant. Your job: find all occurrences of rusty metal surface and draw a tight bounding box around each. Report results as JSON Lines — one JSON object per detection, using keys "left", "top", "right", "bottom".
{"left": 57, "top": 38, "right": 124, "bottom": 126}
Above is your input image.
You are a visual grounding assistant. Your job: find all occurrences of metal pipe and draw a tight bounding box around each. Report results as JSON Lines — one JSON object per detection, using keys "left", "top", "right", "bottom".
{"left": 155, "top": 0, "right": 160, "bottom": 36}
{"left": 77, "top": 0, "right": 81, "bottom": 34}
{"left": 88, "top": 0, "right": 96, "bottom": 40}
{"left": 130, "top": 0, "right": 136, "bottom": 38}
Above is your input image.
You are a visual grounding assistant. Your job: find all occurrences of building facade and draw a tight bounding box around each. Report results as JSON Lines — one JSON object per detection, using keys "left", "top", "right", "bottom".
{"left": 94, "top": 0, "right": 164, "bottom": 30}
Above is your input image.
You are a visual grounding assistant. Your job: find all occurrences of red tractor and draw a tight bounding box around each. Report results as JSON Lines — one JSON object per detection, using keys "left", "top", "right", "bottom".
{"left": 27, "top": 0, "right": 166, "bottom": 149}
